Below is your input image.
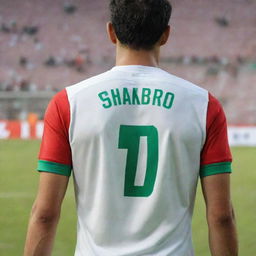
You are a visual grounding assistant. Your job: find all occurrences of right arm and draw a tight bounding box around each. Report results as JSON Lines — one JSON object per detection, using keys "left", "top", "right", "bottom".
{"left": 200, "top": 93, "right": 238, "bottom": 255}
{"left": 201, "top": 174, "right": 238, "bottom": 256}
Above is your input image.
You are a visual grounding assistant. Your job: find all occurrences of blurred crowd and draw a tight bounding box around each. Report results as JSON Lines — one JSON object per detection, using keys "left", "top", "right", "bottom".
{"left": 0, "top": 2, "right": 93, "bottom": 92}
{"left": 0, "top": 0, "right": 256, "bottom": 123}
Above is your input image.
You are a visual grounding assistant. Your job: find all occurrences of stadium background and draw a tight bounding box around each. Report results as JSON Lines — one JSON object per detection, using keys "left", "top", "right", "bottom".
{"left": 0, "top": 0, "right": 255, "bottom": 255}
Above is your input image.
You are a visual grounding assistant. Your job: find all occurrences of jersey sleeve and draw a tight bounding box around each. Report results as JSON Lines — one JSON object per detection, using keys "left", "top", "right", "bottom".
{"left": 37, "top": 89, "right": 72, "bottom": 177}
{"left": 200, "top": 93, "right": 232, "bottom": 178}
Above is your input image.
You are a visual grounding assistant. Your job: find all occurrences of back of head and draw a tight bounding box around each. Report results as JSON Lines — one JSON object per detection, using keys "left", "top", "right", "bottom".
{"left": 109, "top": 0, "right": 172, "bottom": 50}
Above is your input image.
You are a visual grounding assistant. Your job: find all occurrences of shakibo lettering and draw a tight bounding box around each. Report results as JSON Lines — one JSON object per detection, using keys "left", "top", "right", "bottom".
{"left": 98, "top": 87, "right": 175, "bottom": 109}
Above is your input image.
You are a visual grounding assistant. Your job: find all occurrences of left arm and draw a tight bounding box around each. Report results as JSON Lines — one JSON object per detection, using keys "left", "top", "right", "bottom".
{"left": 24, "top": 172, "right": 69, "bottom": 256}
{"left": 24, "top": 90, "right": 72, "bottom": 255}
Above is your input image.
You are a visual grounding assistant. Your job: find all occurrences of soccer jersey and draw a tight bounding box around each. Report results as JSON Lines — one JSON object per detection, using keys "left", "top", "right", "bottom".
{"left": 38, "top": 65, "right": 232, "bottom": 256}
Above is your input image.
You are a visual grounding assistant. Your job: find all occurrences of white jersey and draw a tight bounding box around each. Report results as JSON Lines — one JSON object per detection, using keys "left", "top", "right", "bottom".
{"left": 38, "top": 65, "right": 232, "bottom": 255}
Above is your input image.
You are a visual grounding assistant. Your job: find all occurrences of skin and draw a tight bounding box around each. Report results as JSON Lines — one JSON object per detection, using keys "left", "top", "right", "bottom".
{"left": 24, "top": 22, "right": 238, "bottom": 256}
{"left": 201, "top": 174, "right": 238, "bottom": 256}
{"left": 24, "top": 173, "right": 69, "bottom": 256}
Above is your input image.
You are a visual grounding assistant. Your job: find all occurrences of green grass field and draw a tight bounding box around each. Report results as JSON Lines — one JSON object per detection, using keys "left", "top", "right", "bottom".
{"left": 0, "top": 140, "right": 255, "bottom": 255}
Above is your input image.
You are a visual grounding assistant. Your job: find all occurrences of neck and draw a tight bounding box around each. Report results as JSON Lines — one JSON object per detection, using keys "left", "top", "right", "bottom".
{"left": 115, "top": 44, "right": 160, "bottom": 67}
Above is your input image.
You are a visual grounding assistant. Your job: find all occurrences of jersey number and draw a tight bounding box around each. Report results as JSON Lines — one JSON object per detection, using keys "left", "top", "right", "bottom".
{"left": 118, "top": 125, "right": 159, "bottom": 197}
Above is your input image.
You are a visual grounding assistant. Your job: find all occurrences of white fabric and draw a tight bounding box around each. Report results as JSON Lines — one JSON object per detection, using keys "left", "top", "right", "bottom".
{"left": 66, "top": 65, "right": 209, "bottom": 256}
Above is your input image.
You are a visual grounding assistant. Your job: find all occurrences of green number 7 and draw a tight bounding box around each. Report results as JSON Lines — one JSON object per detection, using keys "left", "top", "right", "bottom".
{"left": 118, "top": 125, "right": 159, "bottom": 197}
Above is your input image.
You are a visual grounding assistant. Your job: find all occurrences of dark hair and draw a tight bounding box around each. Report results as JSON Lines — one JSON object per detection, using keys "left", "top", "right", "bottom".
{"left": 109, "top": 0, "right": 172, "bottom": 50}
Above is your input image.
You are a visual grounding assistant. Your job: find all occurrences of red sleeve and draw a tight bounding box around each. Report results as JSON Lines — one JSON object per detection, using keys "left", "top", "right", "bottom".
{"left": 39, "top": 89, "right": 72, "bottom": 167}
{"left": 201, "top": 93, "right": 232, "bottom": 166}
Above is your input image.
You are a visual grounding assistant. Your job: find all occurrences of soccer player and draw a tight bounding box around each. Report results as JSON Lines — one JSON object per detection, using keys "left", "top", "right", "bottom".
{"left": 24, "top": 0, "right": 238, "bottom": 255}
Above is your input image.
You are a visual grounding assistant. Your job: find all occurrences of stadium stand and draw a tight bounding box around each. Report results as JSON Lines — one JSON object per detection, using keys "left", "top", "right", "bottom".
{"left": 0, "top": 0, "right": 256, "bottom": 123}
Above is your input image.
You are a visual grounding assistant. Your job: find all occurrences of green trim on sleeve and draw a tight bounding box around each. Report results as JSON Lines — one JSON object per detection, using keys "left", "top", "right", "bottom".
{"left": 200, "top": 162, "right": 232, "bottom": 178}
{"left": 37, "top": 160, "right": 72, "bottom": 177}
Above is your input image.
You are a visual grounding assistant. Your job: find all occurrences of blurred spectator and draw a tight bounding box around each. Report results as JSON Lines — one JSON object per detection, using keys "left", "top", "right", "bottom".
{"left": 226, "top": 63, "right": 239, "bottom": 77}
{"left": 28, "top": 112, "right": 38, "bottom": 125}
{"left": 29, "top": 83, "right": 38, "bottom": 92}
{"left": 19, "top": 56, "right": 28, "bottom": 67}
{"left": 237, "top": 56, "right": 246, "bottom": 64}
{"left": 19, "top": 110, "right": 28, "bottom": 121}
{"left": 1, "top": 21, "right": 17, "bottom": 33}
{"left": 34, "top": 38, "right": 43, "bottom": 51}
{"left": 74, "top": 55, "right": 85, "bottom": 72}
{"left": 28, "top": 112, "right": 39, "bottom": 138}
{"left": 215, "top": 17, "right": 229, "bottom": 27}
{"left": 45, "top": 56, "right": 58, "bottom": 67}
{"left": 1, "top": 23, "right": 11, "bottom": 33}
{"left": 206, "top": 66, "right": 219, "bottom": 76}
{"left": 182, "top": 56, "right": 192, "bottom": 65}
{"left": 20, "top": 79, "right": 30, "bottom": 91}
{"left": 220, "top": 57, "right": 229, "bottom": 66}
{"left": 208, "top": 55, "right": 220, "bottom": 64}
{"left": 63, "top": 3, "right": 77, "bottom": 14}
{"left": 22, "top": 26, "right": 39, "bottom": 36}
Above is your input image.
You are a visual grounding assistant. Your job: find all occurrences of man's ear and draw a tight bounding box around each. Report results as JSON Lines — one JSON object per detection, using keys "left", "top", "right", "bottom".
{"left": 106, "top": 22, "right": 117, "bottom": 45}
{"left": 159, "top": 25, "right": 171, "bottom": 46}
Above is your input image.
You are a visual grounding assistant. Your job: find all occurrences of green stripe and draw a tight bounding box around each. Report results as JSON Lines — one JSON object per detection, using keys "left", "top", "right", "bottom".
{"left": 37, "top": 160, "right": 72, "bottom": 177}
{"left": 200, "top": 162, "right": 232, "bottom": 178}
